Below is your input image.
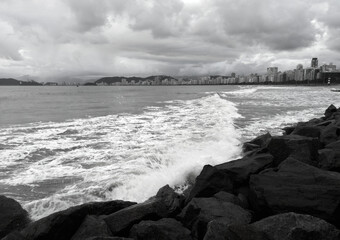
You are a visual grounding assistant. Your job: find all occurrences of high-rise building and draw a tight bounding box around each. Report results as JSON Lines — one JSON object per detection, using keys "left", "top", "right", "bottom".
{"left": 311, "top": 58, "right": 318, "bottom": 68}
{"left": 267, "top": 67, "right": 278, "bottom": 82}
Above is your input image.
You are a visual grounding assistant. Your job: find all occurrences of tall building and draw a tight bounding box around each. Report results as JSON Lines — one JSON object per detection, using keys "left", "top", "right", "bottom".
{"left": 311, "top": 58, "right": 318, "bottom": 68}
{"left": 321, "top": 63, "right": 337, "bottom": 72}
{"left": 267, "top": 67, "right": 278, "bottom": 82}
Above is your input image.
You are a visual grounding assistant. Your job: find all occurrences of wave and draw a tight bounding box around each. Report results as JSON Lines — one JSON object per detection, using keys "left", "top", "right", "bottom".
{"left": 0, "top": 93, "right": 243, "bottom": 220}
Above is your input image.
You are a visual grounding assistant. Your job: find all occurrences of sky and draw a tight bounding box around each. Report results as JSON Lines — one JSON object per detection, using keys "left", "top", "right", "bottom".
{"left": 0, "top": 0, "right": 340, "bottom": 82}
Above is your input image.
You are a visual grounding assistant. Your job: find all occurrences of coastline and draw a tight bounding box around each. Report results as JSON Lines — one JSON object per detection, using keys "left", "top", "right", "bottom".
{"left": 1, "top": 105, "right": 340, "bottom": 239}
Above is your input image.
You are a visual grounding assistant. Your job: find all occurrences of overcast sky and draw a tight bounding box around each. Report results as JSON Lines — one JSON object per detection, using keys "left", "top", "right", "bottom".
{"left": 1, "top": 0, "right": 340, "bottom": 81}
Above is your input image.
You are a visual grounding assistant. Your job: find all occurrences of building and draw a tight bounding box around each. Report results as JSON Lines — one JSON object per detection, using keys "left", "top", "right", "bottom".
{"left": 311, "top": 58, "right": 318, "bottom": 68}
{"left": 267, "top": 67, "right": 278, "bottom": 82}
{"left": 321, "top": 63, "right": 337, "bottom": 72}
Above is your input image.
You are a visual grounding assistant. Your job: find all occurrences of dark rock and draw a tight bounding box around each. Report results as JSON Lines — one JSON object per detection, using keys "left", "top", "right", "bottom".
{"left": 324, "top": 104, "right": 337, "bottom": 120}
{"left": 315, "top": 120, "right": 334, "bottom": 127}
{"left": 213, "top": 191, "right": 242, "bottom": 207}
{"left": 129, "top": 218, "right": 191, "bottom": 240}
{"left": 290, "top": 126, "right": 321, "bottom": 138}
{"left": 0, "top": 195, "right": 30, "bottom": 239}
{"left": 320, "top": 121, "right": 340, "bottom": 146}
{"left": 85, "top": 237, "right": 133, "bottom": 240}
{"left": 215, "top": 153, "right": 273, "bottom": 187}
{"left": 267, "top": 135, "right": 319, "bottom": 166}
{"left": 178, "top": 197, "right": 252, "bottom": 240}
{"left": 249, "top": 158, "right": 340, "bottom": 226}
{"left": 104, "top": 185, "right": 182, "bottom": 236}
{"left": 318, "top": 140, "right": 340, "bottom": 172}
{"left": 20, "top": 200, "right": 135, "bottom": 240}
{"left": 242, "top": 133, "right": 271, "bottom": 152}
{"left": 186, "top": 165, "right": 233, "bottom": 202}
{"left": 1, "top": 231, "right": 25, "bottom": 240}
{"left": 203, "top": 221, "right": 269, "bottom": 240}
{"left": 282, "top": 126, "right": 295, "bottom": 135}
{"left": 252, "top": 212, "right": 340, "bottom": 240}
{"left": 71, "top": 215, "right": 112, "bottom": 240}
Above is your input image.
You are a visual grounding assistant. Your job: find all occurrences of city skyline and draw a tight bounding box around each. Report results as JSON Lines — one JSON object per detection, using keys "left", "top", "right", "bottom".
{"left": 1, "top": 0, "right": 340, "bottom": 82}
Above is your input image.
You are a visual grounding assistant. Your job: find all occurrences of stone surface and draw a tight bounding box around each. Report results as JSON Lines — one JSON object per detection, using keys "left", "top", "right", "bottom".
{"left": 213, "top": 191, "right": 242, "bottom": 207}
{"left": 242, "top": 132, "right": 271, "bottom": 152}
{"left": 290, "top": 126, "right": 321, "bottom": 138}
{"left": 186, "top": 165, "right": 233, "bottom": 202}
{"left": 215, "top": 153, "right": 273, "bottom": 187}
{"left": 129, "top": 218, "right": 191, "bottom": 240}
{"left": 318, "top": 140, "right": 340, "bottom": 172}
{"left": 104, "top": 185, "right": 182, "bottom": 236}
{"left": 267, "top": 135, "right": 319, "bottom": 166}
{"left": 0, "top": 195, "right": 30, "bottom": 239}
{"left": 178, "top": 197, "right": 252, "bottom": 240}
{"left": 20, "top": 200, "right": 135, "bottom": 240}
{"left": 324, "top": 104, "right": 337, "bottom": 120}
{"left": 252, "top": 212, "right": 340, "bottom": 240}
{"left": 71, "top": 215, "right": 112, "bottom": 240}
{"left": 320, "top": 121, "right": 340, "bottom": 146}
{"left": 250, "top": 158, "right": 340, "bottom": 226}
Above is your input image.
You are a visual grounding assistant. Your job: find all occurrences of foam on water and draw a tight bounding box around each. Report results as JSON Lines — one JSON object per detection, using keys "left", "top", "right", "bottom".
{"left": 0, "top": 93, "right": 242, "bottom": 220}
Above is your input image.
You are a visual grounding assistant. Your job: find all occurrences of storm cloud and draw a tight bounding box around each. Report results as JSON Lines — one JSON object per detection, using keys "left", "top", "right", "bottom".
{"left": 0, "top": 0, "right": 339, "bottom": 81}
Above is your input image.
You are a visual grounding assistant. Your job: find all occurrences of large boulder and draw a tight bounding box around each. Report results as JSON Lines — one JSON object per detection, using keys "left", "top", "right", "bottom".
{"left": 186, "top": 165, "right": 233, "bottom": 202}
{"left": 267, "top": 135, "right": 319, "bottom": 166}
{"left": 324, "top": 104, "right": 337, "bottom": 120}
{"left": 249, "top": 158, "right": 340, "bottom": 226}
{"left": 290, "top": 126, "right": 321, "bottom": 138}
{"left": 0, "top": 195, "right": 30, "bottom": 239}
{"left": 129, "top": 218, "right": 191, "bottom": 240}
{"left": 104, "top": 185, "right": 183, "bottom": 237}
{"left": 318, "top": 140, "right": 340, "bottom": 172}
{"left": 20, "top": 200, "right": 135, "bottom": 240}
{"left": 203, "top": 221, "right": 270, "bottom": 240}
{"left": 243, "top": 132, "right": 271, "bottom": 152}
{"left": 178, "top": 197, "right": 252, "bottom": 240}
{"left": 320, "top": 121, "right": 340, "bottom": 146}
{"left": 71, "top": 215, "right": 112, "bottom": 240}
{"left": 251, "top": 212, "right": 340, "bottom": 240}
{"left": 215, "top": 153, "right": 273, "bottom": 187}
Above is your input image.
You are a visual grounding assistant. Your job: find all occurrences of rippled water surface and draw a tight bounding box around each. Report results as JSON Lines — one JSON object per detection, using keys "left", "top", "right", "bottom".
{"left": 0, "top": 85, "right": 339, "bottom": 219}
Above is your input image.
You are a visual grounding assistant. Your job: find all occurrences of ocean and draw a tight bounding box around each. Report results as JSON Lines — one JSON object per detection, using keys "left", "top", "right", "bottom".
{"left": 0, "top": 85, "right": 339, "bottom": 220}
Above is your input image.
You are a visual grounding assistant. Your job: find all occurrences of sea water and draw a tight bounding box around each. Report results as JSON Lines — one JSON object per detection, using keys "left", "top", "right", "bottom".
{"left": 0, "top": 85, "right": 339, "bottom": 220}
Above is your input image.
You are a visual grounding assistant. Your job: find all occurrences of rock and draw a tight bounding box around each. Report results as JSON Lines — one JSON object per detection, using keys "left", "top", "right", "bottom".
{"left": 242, "top": 132, "right": 271, "bottom": 152}
{"left": 252, "top": 212, "right": 340, "bottom": 240}
{"left": 203, "top": 221, "right": 269, "bottom": 240}
{"left": 282, "top": 126, "right": 295, "bottom": 135}
{"left": 318, "top": 140, "right": 340, "bottom": 172}
{"left": 290, "top": 126, "right": 321, "bottom": 138}
{"left": 0, "top": 195, "right": 30, "bottom": 239}
{"left": 178, "top": 197, "right": 252, "bottom": 240}
{"left": 71, "top": 215, "right": 112, "bottom": 240}
{"left": 267, "top": 135, "right": 319, "bottom": 166}
{"left": 104, "top": 185, "right": 183, "bottom": 236}
{"left": 1, "top": 231, "right": 25, "bottom": 240}
{"left": 186, "top": 165, "right": 233, "bottom": 202}
{"left": 215, "top": 153, "right": 273, "bottom": 187}
{"left": 213, "top": 191, "right": 242, "bottom": 207}
{"left": 129, "top": 218, "right": 192, "bottom": 240}
{"left": 20, "top": 200, "right": 135, "bottom": 240}
{"left": 324, "top": 104, "right": 337, "bottom": 120}
{"left": 320, "top": 121, "right": 340, "bottom": 146}
{"left": 85, "top": 238, "right": 133, "bottom": 240}
{"left": 249, "top": 158, "right": 340, "bottom": 226}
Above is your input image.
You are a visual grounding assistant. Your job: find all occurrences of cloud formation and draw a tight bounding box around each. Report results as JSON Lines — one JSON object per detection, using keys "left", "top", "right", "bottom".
{"left": 0, "top": 0, "right": 340, "bottom": 81}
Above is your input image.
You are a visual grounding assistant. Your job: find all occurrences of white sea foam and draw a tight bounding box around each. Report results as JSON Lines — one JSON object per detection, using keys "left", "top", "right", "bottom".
{"left": 0, "top": 93, "right": 243, "bottom": 220}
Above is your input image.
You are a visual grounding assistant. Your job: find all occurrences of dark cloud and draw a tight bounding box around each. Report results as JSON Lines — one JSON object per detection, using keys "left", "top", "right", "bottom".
{"left": 0, "top": 0, "right": 339, "bottom": 81}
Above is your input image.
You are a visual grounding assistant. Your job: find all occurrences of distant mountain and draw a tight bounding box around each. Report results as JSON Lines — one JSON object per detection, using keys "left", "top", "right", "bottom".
{"left": 94, "top": 75, "right": 178, "bottom": 85}
{"left": 0, "top": 78, "right": 42, "bottom": 86}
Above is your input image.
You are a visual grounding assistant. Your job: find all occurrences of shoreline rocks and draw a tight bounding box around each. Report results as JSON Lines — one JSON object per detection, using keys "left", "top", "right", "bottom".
{"left": 1, "top": 104, "right": 340, "bottom": 240}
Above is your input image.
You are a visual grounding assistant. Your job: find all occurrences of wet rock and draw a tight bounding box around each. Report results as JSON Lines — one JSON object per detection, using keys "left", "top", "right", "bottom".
{"left": 267, "top": 135, "right": 319, "bottom": 166}
{"left": 178, "top": 197, "right": 252, "bottom": 240}
{"left": 252, "top": 212, "right": 340, "bottom": 240}
{"left": 20, "top": 200, "right": 135, "bottom": 240}
{"left": 318, "top": 140, "right": 340, "bottom": 172}
{"left": 215, "top": 153, "right": 273, "bottom": 187}
{"left": 243, "top": 132, "right": 271, "bottom": 152}
{"left": 320, "top": 121, "right": 340, "bottom": 146}
{"left": 203, "top": 221, "right": 269, "bottom": 240}
{"left": 85, "top": 238, "right": 133, "bottom": 240}
{"left": 282, "top": 126, "right": 295, "bottom": 135}
{"left": 1, "top": 231, "right": 25, "bottom": 240}
{"left": 129, "top": 218, "right": 191, "bottom": 240}
{"left": 0, "top": 195, "right": 30, "bottom": 239}
{"left": 104, "top": 185, "right": 183, "bottom": 236}
{"left": 324, "top": 104, "right": 337, "bottom": 120}
{"left": 71, "top": 215, "right": 111, "bottom": 240}
{"left": 249, "top": 158, "right": 340, "bottom": 226}
{"left": 186, "top": 165, "right": 233, "bottom": 202}
{"left": 290, "top": 126, "right": 321, "bottom": 138}
{"left": 213, "top": 191, "right": 242, "bottom": 207}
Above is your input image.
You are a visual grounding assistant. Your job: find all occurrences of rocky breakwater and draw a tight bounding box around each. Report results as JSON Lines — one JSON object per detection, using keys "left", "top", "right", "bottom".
{"left": 1, "top": 105, "right": 340, "bottom": 240}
